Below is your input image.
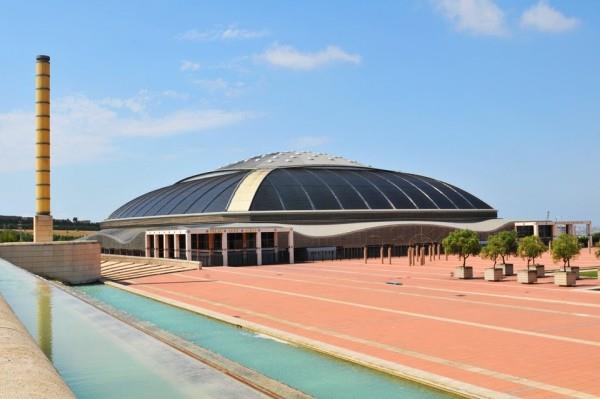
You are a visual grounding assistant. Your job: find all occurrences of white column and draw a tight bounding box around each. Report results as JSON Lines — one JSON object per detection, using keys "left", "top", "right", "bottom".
{"left": 185, "top": 232, "right": 192, "bottom": 261}
{"left": 288, "top": 230, "right": 294, "bottom": 264}
{"left": 533, "top": 224, "right": 539, "bottom": 237}
{"left": 222, "top": 231, "right": 228, "bottom": 266}
{"left": 145, "top": 234, "right": 151, "bottom": 257}
{"left": 174, "top": 234, "right": 180, "bottom": 259}
{"left": 163, "top": 234, "right": 170, "bottom": 258}
{"left": 256, "top": 231, "right": 262, "bottom": 266}
{"left": 154, "top": 234, "right": 160, "bottom": 258}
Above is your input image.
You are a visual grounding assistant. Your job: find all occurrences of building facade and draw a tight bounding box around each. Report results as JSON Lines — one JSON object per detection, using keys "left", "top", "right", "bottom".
{"left": 91, "top": 152, "right": 512, "bottom": 265}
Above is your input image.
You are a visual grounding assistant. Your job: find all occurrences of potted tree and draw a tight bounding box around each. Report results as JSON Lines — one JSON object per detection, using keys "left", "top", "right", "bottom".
{"left": 551, "top": 233, "right": 580, "bottom": 286}
{"left": 481, "top": 238, "right": 503, "bottom": 281}
{"left": 443, "top": 229, "right": 481, "bottom": 279}
{"left": 495, "top": 230, "right": 518, "bottom": 276}
{"left": 516, "top": 235, "right": 546, "bottom": 284}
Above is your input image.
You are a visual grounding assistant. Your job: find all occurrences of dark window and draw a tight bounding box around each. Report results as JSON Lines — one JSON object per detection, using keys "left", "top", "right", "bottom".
{"left": 227, "top": 233, "right": 243, "bottom": 250}
{"left": 198, "top": 234, "right": 209, "bottom": 250}
{"left": 261, "top": 232, "right": 275, "bottom": 248}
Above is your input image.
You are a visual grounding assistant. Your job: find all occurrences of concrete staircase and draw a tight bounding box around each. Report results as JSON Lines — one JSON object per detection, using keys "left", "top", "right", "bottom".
{"left": 100, "top": 254, "right": 200, "bottom": 282}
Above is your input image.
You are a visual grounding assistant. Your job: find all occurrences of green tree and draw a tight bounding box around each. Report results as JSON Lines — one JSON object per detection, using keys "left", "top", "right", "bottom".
{"left": 494, "top": 230, "right": 518, "bottom": 264}
{"left": 442, "top": 229, "right": 481, "bottom": 267}
{"left": 551, "top": 233, "right": 580, "bottom": 271}
{"left": 517, "top": 235, "right": 546, "bottom": 268}
{"left": 482, "top": 231, "right": 518, "bottom": 267}
{"left": 481, "top": 240, "right": 500, "bottom": 266}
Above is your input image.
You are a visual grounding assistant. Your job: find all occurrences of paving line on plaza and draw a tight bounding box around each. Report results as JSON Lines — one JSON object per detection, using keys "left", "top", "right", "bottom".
{"left": 283, "top": 266, "right": 600, "bottom": 308}
{"left": 179, "top": 275, "right": 600, "bottom": 349}
{"left": 211, "top": 268, "right": 600, "bottom": 320}
{"left": 335, "top": 264, "right": 600, "bottom": 295}
{"left": 256, "top": 265, "right": 600, "bottom": 311}
{"left": 127, "top": 280, "right": 597, "bottom": 399}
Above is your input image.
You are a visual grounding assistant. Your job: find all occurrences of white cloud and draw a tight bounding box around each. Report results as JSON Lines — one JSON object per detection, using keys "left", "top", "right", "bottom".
{"left": 290, "top": 135, "right": 331, "bottom": 149}
{"left": 0, "top": 95, "right": 254, "bottom": 172}
{"left": 221, "top": 26, "right": 268, "bottom": 40}
{"left": 98, "top": 90, "right": 152, "bottom": 113}
{"left": 260, "top": 44, "right": 361, "bottom": 70}
{"left": 180, "top": 60, "right": 201, "bottom": 72}
{"left": 193, "top": 78, "right": 246, "bottom": 97}
{"left": 521, "top": 1, "right": 579, "bottom": 33}
{"left": 180, "top": 25, "right": 267, "bottom": 42}
{"left": 434, "top": 0, "right": 507, "bottom": 36}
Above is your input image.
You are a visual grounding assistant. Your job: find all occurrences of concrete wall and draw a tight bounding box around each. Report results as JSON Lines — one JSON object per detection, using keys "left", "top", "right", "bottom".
{"left": 0, "top": 296, "right": 75, "bottom": 399}
{"left": 0, "top": 241, "right": 101, "bottom": 284}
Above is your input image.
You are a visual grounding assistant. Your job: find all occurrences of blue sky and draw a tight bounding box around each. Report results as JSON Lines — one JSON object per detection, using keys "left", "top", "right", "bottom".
{"left": 0, "top": 0, "right": 598, "bottom": 225}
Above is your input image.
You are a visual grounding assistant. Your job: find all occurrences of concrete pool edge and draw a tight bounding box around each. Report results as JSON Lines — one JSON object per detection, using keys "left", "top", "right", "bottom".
{"left": 0, "top": 295, "right": 76, "bottom": 399}
{"left": 54, "top": 280, "right": 311, "bottom": 399}
{"left": 104, "top": 281, "right": 516, "bottom": 399}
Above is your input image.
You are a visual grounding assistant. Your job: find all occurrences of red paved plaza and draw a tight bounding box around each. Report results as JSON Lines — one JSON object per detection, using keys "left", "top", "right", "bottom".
{"left": 120, "top": 250, "right": 600, "bottom": 399}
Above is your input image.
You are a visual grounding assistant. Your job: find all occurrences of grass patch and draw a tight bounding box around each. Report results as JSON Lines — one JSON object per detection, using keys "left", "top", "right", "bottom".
{"left": 580, "top": 270, "right": 598, "bottom": 279}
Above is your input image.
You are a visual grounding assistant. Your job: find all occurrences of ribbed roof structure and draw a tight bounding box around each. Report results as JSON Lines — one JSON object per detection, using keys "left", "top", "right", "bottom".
{"left": 107, "top": 152, "right": 493, "bottom": 220}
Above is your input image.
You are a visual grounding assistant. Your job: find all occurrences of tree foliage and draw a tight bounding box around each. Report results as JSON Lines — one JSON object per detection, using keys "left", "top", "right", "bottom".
{"left": 551, "top": 233, "right": 580, "bottom": 271}
{"left": 482, "top": 231, "right": 518, "bottom": 266}
{"left": 442, "top": 229, "right": 481, "bottom": 267}
{"left": 517, "top": 235, "right": 546, "bottom": 268}
{"left": 481, "top": 240, "right": 500, "bottom": 266}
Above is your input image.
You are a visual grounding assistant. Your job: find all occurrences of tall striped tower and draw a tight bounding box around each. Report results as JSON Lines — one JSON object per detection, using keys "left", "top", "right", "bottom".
{"left": 33, "top": 55, "right": 53, "bottom": 242}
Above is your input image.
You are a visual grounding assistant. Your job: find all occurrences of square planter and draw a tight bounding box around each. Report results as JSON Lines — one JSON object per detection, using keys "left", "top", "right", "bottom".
{"left": 454, "top": 266, "right": 473, "bottom": 279}
{"left": 484, "top": 267, "right": 503, "bottom": 282}
{"left": 565, "top": 266, "right": 580, "bottom": 280}
{"left": 533, "top": 264, "right": 545, "bottom": 278}
{"left": 517, "top": 269, "right": 537, "bottom": 284}
{"left": 498, "top": 263, "right": 514, "bottom": 276}
{"left": 554, "top": 271, "right": 577, "bottom": 287}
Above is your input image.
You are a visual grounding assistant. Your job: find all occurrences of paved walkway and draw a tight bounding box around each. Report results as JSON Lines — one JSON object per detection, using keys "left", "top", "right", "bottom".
{"left": 121, "top": 250, "right": 600, "bottom": 399}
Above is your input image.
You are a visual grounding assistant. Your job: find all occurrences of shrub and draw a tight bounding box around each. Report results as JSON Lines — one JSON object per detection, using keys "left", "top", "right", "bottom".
{"left": 442, "top": 229, "right": 481, "bottom": 267}
{"left": 517, "top": 235, "right": 546, "bottom": 268}
{"left": 0, "top": 229, "right": 33, "bottom": 243}
{"left": 551, "top": 233, "right": 580, "bottom": 271}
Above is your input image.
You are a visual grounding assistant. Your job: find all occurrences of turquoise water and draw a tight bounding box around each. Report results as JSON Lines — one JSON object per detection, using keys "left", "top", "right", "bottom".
{"left": 78, "top": 283, "right": 456, "bottom": 399}
{"left": 0, "top": 259, "right": 267, "bottom": 399}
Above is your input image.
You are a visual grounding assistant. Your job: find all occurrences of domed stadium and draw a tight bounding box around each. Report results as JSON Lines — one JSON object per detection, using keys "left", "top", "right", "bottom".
{"left": 92, "top": 152, "right": 511, "bottom": 266}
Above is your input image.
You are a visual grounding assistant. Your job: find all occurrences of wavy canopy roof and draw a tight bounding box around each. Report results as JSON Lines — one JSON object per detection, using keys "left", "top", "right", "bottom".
{"left": 107, "top": 152, "right": 493, "bottom": 220}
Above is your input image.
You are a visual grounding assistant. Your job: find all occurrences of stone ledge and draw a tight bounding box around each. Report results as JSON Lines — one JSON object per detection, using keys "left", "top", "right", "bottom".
{"left": 0, "top": 297, "right": 75, "bottom": 399}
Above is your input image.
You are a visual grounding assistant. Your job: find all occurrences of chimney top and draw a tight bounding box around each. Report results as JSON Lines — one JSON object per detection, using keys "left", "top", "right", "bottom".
{"left": 36, "top": 55, "right": 50, "bottom": 62}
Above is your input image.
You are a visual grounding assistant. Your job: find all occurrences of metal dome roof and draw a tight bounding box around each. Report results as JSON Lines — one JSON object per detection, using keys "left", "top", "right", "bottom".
{"left": 107, "top": 153, "right": 494, "bottom": 220}
{"left": 216, "top": 151, "right": 368, "bottom": 171}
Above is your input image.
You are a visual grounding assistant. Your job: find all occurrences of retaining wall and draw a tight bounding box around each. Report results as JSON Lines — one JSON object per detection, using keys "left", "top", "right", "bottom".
{"left": 0, "top": 241, "right": 101, "bottom": 284}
